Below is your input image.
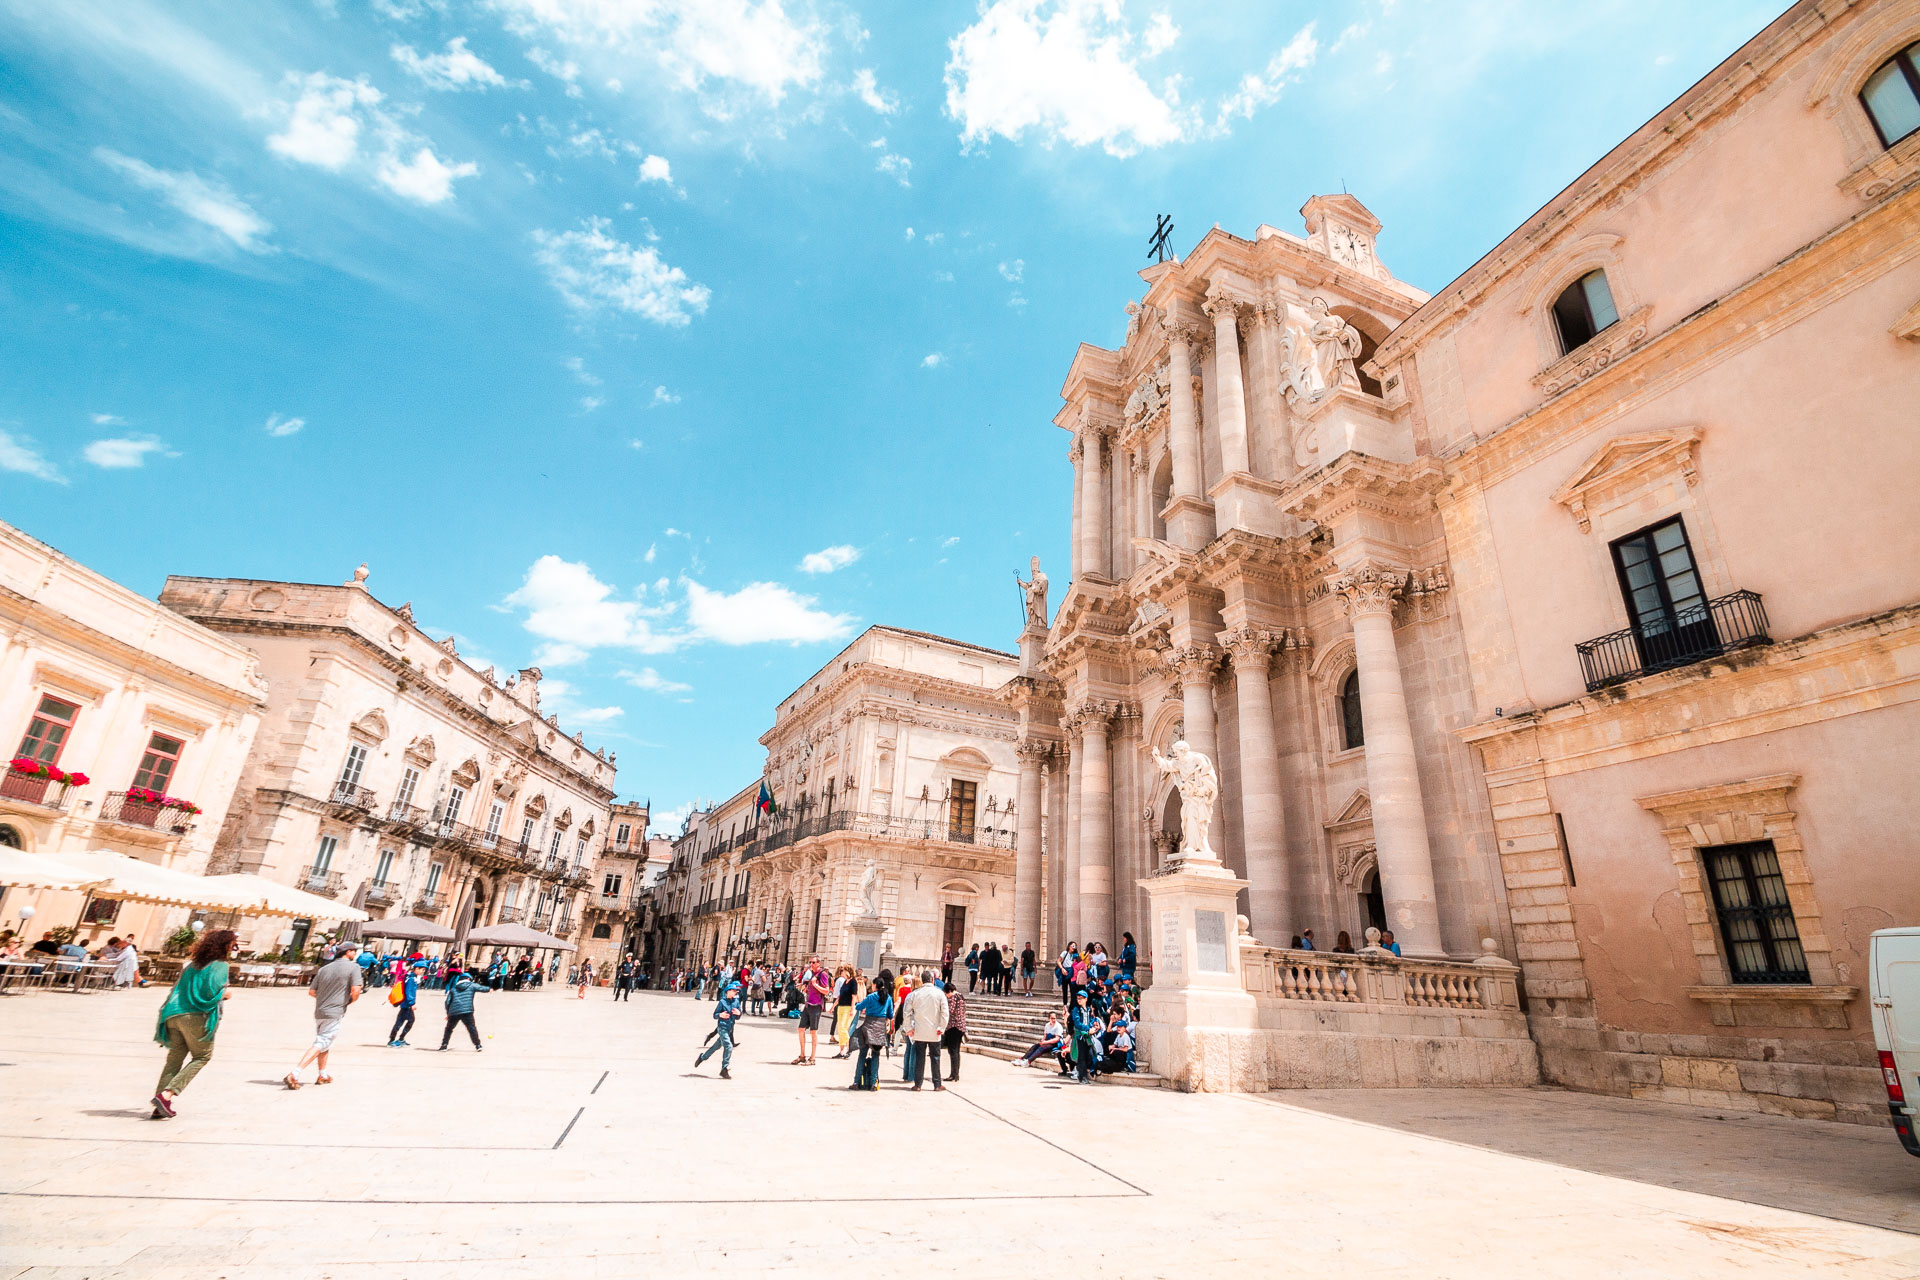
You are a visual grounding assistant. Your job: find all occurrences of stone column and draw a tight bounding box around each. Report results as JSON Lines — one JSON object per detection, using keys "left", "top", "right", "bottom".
{"left": 1068, "top": 434, "right": 1085, "bottom": 580}
{"left": 1081, "top": 426, "right": 1109, "bottom": 579}
{"left": 1247, "top": 300, "right": 1284, "bottom": 476}
{"left": 1045, "top": 749, "right": 1069, "bottom": 957}
{"left": 1172, "top": 645, "right": 1220, "bottom": 765}
{"left": 1220, "top": 626, "right": 1290, "bottom": 942}
{"left": 1131, "top": 451, "right": 1151, "bottom": 563}
{"left": 1160, "top": 319, "right": 1212, "bottom": 549}
{"left": 1075, "top": 703, "right": 1116, "bottom": 947}
{"left": 1061, "top": 722, "right": 1083, "bottom": 948}
{"left": 1204, "top": 285, "right": 1250, "bottom": 476}
{"left": 1331, "top": 565, "right": 1443, "bottom": 957}
{"left": 1014, "top": 739, "right": 1048, "bottom": 961}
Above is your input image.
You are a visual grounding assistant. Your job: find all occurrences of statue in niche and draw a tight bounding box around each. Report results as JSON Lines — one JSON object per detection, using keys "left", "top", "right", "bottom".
{"left": 858, "top": 859, "right": 882, "bottom": 918}
{"left": 1018, "top": 556, "right": 1049, "bottom": 631}
{"left": 1306, "top": 296, "right": 1364, "bottom": 393}
{"left": 1150, "top": 739, "right": 1219, "bottom": 861}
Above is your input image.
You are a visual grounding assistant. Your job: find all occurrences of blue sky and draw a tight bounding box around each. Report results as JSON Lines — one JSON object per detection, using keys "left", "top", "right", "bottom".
{"left": 0, "top": 0, "right": 1781, "bottom": 832}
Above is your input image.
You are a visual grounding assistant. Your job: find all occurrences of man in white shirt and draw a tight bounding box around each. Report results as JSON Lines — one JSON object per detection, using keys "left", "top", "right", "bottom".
{"left": 902, "top": 969, "right": 951, "bottom": 1091}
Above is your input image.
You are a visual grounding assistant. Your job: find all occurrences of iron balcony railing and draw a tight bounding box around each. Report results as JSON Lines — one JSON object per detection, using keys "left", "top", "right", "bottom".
{"left": 1576, "top": 590, "right": 1769, "bottom": 693}
{"left": 99, "top": 790, "right": 194, "bottom": 834}
{"left": 742, "top": 809, "right": 1016, "bottom": 860}
{"left": 364, "top": 880, "right": 400, "bottom": 906}
{"left": 0, "top": 771, "right": 71, "bottom": 811}
{"left": 329, "top": 782, "right": 377, "bottom": 811}
{"left": 301, "top": 869, "right": 347, "bottom": 898}
{"left": 497, "top": 905, "right": 523, "bottom": 924}
{"left": 411, "top": 891, "right": 446, "bottom": 917}
{"left": 387, "top": 801, "right": 428, "bottom": 827}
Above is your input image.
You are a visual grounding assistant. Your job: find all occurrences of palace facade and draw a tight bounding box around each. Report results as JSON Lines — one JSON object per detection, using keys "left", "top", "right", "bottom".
{"left": 1016, "top": 0, "right": 1920, "bottom": 1117}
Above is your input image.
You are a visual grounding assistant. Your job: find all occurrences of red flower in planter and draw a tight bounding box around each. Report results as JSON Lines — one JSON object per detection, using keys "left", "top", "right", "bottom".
{"left": 45, "top": 765, "right": 67, "bottom": 785}
{"left": 64, "top": 772, "right": 90, "bottom": 787}
{"left": 10, "top": 756, "right": 47, "bottom": 777}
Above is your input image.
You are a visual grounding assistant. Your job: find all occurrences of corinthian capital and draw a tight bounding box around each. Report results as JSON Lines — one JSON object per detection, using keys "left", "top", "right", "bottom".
{"left": 1218, "top": 624, "right": 1276, "bottom": 674}
{"left": 1201, "top": 282, "right": 1248, "bottom": 321}
{"left": 1158, "top": 316, "right": 1204, "bottom": 348}
{"left": 1172, "top": 643, "right": 1221, "bottom": 682}
{"left": 1067, "top": 436, "right": 1084, "bottom": 466}
{"left": 1328, "top": 563, "right": 1407, "bottom": 618}
{"left": 1066, "top": 699, "right": 1114, "bottom": 735}
{"left": 1016, "top": 738, "right": 1053, "bottom": 765}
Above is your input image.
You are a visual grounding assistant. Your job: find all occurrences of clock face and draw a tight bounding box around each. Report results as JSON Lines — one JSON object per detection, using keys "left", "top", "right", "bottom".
{"left": 1331, "top": 224, "right": 1372, "bottom": 265}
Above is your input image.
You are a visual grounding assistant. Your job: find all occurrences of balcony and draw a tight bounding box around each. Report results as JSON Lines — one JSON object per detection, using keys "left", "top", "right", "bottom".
{"left": 1576, "top": 590, "right": 1770, "bottom": 693}
{"left": 743, "top": 808, "right": 1017, "bottom": 860}
{"left": 550, "top": 919, "right": 576, "bottom": 939}
{"left": 497, "top": 905, "right": 524, "bottom": 924}
{"left": 99, "top": 790, "right": 195, "bottom": 835}
{"left": 411, "top": 891, "right": 446, "bottom": 918}
{"left": 301, "top": 868, "right": 346, "bottom": 897}
{"left": 364, "top": 879, "right": 400, "bottom": 907}
{"left": 1, "top": 770, "right": 71, "bottom": 812}
{"left": 387, "top": 800, "right": 428, "bottom": 828}
{"left": 328, "top": 781, "right": 378, "bottom": 813}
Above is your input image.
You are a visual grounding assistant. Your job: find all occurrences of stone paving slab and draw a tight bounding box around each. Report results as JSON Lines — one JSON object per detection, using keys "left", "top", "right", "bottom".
{"left": 2, "top": 986, "right": 1917, "bottom": 1277}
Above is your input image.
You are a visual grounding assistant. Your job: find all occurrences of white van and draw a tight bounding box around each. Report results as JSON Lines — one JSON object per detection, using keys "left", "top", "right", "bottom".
{"left": 1868, "top": 928, "right": 1920, "bottom": 1157}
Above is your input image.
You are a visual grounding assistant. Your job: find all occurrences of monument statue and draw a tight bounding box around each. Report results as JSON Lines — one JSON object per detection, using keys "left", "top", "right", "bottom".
{"left": 858, "top": 859, "right": 882, "bottom": 918}
{"left": 1018, "top": 556, "right": 1049, "bottom": 631}
{"left": 1150, "top": 739, "right": 1219, "bottom": 862}
{"left": 1306, "top": 296, "right": 1363, "bottom": 393}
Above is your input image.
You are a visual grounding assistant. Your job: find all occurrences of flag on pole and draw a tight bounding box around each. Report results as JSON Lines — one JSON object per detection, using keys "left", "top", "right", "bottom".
{"left": 756, "top": 779, "right": 776, "bottom": 817}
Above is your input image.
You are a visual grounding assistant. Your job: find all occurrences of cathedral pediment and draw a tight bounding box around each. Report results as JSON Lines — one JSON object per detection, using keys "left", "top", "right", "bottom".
{"left": 1550, "top": 429, "right": 1701, "bottom": 533}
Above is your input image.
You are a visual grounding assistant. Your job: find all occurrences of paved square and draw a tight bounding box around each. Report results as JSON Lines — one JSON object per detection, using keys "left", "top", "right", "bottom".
{"left": 2, "top": 985, "right": 1917, "bottom": 1277}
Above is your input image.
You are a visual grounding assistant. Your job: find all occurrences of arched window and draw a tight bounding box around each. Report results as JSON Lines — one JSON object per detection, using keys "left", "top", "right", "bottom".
{"left": 591, "top": 923, "right": 612, "bottom": 939}
{"left": 0, "top": 824, "right": 20, "bottom": 848}
{"left": 1551, "top": 269, "right": 1620, "bottom": 353}
{"left": 1339, "top": 671, "right": 1365, "bottom": 751}
{"left": 1862, "top": 41, "right": 1920, "bottom": 149}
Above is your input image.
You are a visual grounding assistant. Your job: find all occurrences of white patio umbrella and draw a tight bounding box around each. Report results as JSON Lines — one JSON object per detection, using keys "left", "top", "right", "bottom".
{"left": 46, "top": 849, "right": 265, "bottom": 913}
{"left": 201, "top": 873, "right": 372, "bottom": 923}
{"left": 0, "top": 847, "right": 108, "bottom": 893}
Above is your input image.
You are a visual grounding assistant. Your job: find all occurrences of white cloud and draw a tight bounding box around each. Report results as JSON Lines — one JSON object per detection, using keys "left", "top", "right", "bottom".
{"left": 941, "top": 535, "right": 960, "bottom": 547}
{"left": 391, "top": 37, "right": 509, "bottom": 90}
{"left": 923, "top": 232, "right": 944, "bottom": 246}
{"left": 492, "top": 0, "right": 828, "bottom": 103}
{"left": 268, "top": 71, "right": 479, "bottom": 204}
{"left": 638, "top": 153, "right": 672, "bottom": 184}
{"left": 998, "top": 258, "right": 1024, "bottom": 282}
{"left": 564, "top": 355, "right": 600, "bottom": 385}
{"left": 533, "top": 642, "right": 591, "bottom": 667}
{"left": 91, "top": 413, "right": 125, "bottom": 426}
{"left": 903, "top": 226, "right": 914, "bottom": 240}
{"left": 650, "top": 385, "right": 681, "bottom": 406}
{"left": 83, "top": 435, "right": 168, "bottom": 469}
{"left": 798, "top": 544, "right": 859, "bottom": 574}
{"left": 269, "top": 72, "right": 381, "bottom": 170}
{"left": 532, "top": 218, "right": 710, "bottom": 326}
{"left": 1215, "top": 23, "right": 1318, "bottom": 128}
{"left": 95, "top": 149, "right": 272, "bottom": 252}
{"left": 526, "top": 46, "right": 582, "bottom": 96}
{"left": 650, "top": 801, "right": 695, "bottom": 837}
{"left": 504, "top": 554, "right": 679, "bottom": 654}
{"left": 377, "top": 146, "right": 480, "bottom": 204}
{"left": 921, "top": 352, "right": 945, "bottom": 368}
{"left": 852, "top": 67, "right": 897, "bottom": 114}
{"left": 932, "top": 269, "right": 954, "bottom": 282}
{"left": 944, "top": 0, "right": 1189, "bottom": 157}
{"left": 624, "top": 666, "right": 692, "bottom": 694}
{"left": 682, "top": 579, "right": 854, "bottom": 646}
{"left": 1143, "top": 11, "right": 1179, "bottom": 57}
{"left": 643, "top": 542, "right": 658, "bottom": 562}
{"left": 580, "top": 395, "right": 605, "bottom": 411}
{"left": 1008, "top": 291, "right": 1027, "bottom": 309}
{"left": 0, "top": 429, "right": 64, "bottom": 484}
{"left": 875, "top": 151, "right": 911, "bottom": 186}
{"left": 265, "top": 413, "right": 304, "bottom": 437}
{"left": 567, "top": 704, "right": 626, "bottom": 724}
{"left": 628, "top": 437, "right": 646, "bottom": 449}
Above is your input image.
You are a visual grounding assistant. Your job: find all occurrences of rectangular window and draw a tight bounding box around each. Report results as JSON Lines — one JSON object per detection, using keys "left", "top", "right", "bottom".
{"left": 485, "top": 801, "right": 505, "bottom": 840}
{"left": 504, "top": 881, "right": 519, "bottom": 910}
{"left": 338, "top": 743, "right": 369, "bottom": 789}
{"left": 131, "top": 733, "right": 185, "bottom": 793}
{"left": 1610, "top": 517, "right": 1719, "bottom": 674}
{"left": 948, "top": 779, "right": 978, "bottom": 843}
{"left": 809, "top": 898, "right": 822, "bottom": 950}
{"left": 1702, "top": 841, "right": 1810, "bottom": 984}
{"left": 575, "top": 838, "right": 587, "bottom": 866}
{"left": 615, "top": 822, "right": 632, "bottom": 846}
{"left": 312, "top": 834, "right": 338, "bottom": 875}
{"left": 18, "top": 695, "right": 80, "bottom": 765}
{"left": 395, "top": 766, "right": 420, "bottom": 810}
{"left": 424, "top": 861, "right": 444, "bottom": 896}
{"left": 520, "top": 816, "right": 536, "bottom": 847}
{"left": 441, "top": 785, "right": 466, "bottom": 832}
{"left": 373, "top": 849, "right": 396, "bottom": 883}
{"left": 603, "top": 872, "right": 623, "bottom": 897}
{"left": 550, "top": 829, "right": 563, "bottom": 860}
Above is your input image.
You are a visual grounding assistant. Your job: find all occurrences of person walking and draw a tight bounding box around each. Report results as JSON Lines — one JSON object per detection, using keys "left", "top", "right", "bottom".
{"left": 386, "top": 963, "right": 419, "bottom": 1047}
{"left": 150, "top": 928, "right": 237, "bottom": 1119}
{"left": 965, "top": 943, "right": 980, "bottom": 993}
{"left": 438, "top": 960, "right": 490, "bottom": 1051}
{"left": 941, "top": 978, "right": 967, "bottom": 1082}
{"left": 1020, "top": 942, "right": 1036, "bottom": 996}
{"left": 693, "top": 981, "right": 742, "bottom": 1079}
{"left": 848, "top": 969, "right": 894, "bottom": 1091}
{"left": 903, "top": 969, "right": 949, "bottom": 1091}
{"left": 1068, "top": 990, "right": 1099, "bottom": 1084}
{"left": 615, "top": 955, "right": 636, "bottom": 1001}
{"left": 285, "top": 941, "right": 364, "bottom": 1090}
{"left": 831, "top": 965, "right": 858, "bottom": 1058}
{"left": 940, "top": 944, "right": 954, "bottom": 987}
{"left": 792, "top": 956, "right": 829, "bottom": 1065}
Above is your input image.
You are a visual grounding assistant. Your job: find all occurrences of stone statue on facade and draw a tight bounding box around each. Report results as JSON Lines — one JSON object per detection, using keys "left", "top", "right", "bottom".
{"left": 1150, "top": 739, "right": 1220, "bottom": 862}
{"left": 858, "top": 859, "right": 882, "bottom": 918}
{"left": 1018, "top": 556, "right": 1049, "bottom": 630}
{"left": 1306, "top": 296, "right": 1363, "bottom": 393}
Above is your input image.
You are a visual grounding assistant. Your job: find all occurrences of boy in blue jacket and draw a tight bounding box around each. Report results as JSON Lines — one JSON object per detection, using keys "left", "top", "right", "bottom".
{"left": 387, "top": 966, "right": 419, "bottom": 1047}
{"left": 438, "top": 961, "right": 490, "bottom": 1052}
{"left": 694, "top": 981, "right": 743, "bottom": 1079}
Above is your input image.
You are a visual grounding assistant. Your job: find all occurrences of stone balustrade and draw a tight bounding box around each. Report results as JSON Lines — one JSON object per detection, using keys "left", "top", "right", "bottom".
{"left": 1239, "top": 943, "right": 1522, "bottom": 1014}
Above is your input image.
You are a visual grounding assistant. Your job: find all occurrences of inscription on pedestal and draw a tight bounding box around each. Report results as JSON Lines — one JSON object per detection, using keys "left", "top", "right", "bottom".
{"left": 857, "top": 939, "right": 876, "bottom": 971}
{"left": 1159, "top": 910, "right": 1183, "bottom": 976}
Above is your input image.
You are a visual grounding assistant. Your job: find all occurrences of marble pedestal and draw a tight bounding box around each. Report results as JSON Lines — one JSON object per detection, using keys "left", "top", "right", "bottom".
{"left": 848, "top": 917, "right": 886, "bottom": 977}
{"left": 1136, "top": 859, "right": 1262, "bottom": 1093}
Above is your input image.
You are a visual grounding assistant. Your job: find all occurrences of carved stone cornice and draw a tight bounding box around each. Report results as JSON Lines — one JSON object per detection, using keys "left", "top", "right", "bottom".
{"left": 1328, "top": 563, "right": 1407, "bottom": 618}
{"left": 1281, "top": 453, "right": 1446, "bottom": 530}
{"left": 1194, "top": 528, "right": 1308, "bottom": 595}
{"left": 1530, "top": 304, "right": 1653, "bottom": 397}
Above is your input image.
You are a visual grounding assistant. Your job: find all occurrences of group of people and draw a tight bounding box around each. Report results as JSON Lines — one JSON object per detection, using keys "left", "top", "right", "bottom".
{"left": 2, "top": 929, "right": 144, "bottom": 985}
{"left": 1018, "top": 975, "right": 1140, "bottom": 1083}
{"left": 1051, "top": 937, "right": 1139, "bottom": 1008}
{"left": 948, "top": 940, "right": 1034, "bottom": 995}
{"left": 1287, "top": 928, "right": 1402, "bottom": 956}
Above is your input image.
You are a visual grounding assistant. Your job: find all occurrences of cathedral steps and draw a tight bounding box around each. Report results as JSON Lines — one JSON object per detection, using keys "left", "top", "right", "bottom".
{"left": 958, "top": 992, "right": 1162, "bottom": 1087}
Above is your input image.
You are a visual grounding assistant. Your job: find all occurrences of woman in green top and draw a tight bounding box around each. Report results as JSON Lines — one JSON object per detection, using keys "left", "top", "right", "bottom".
{"left": 151, "top": 928, "right": 238, "bottom": 1119}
